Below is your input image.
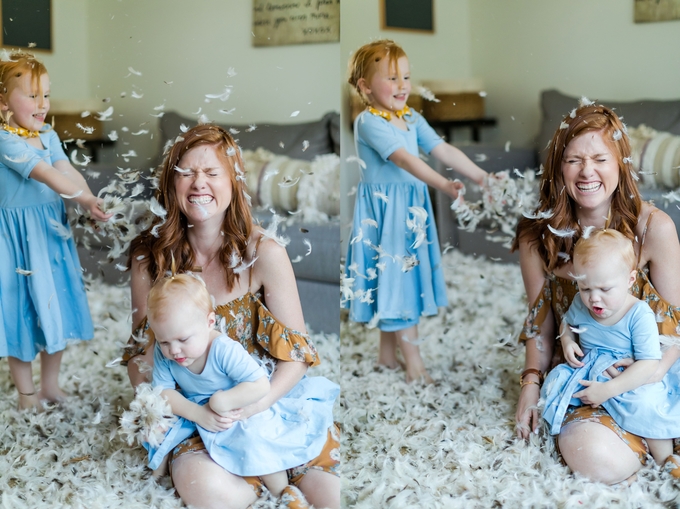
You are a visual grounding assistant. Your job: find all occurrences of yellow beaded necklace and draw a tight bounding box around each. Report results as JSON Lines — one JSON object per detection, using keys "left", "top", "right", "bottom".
{"left": 366, "top": 106, "right": 411, "bottom": 121}
{"left": 1, "top": 123, "right": 41, "bottom": 138}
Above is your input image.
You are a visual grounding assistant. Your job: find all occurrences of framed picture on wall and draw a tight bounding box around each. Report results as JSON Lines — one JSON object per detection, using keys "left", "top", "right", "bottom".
{"left": 381, "top": 0, "right": 434, "bottom": 33}
{"left": 634, "top": 0, "right": 680, "bottom": 22}
{"left": 1, "top": 0, "right": 52, "bottom": 51}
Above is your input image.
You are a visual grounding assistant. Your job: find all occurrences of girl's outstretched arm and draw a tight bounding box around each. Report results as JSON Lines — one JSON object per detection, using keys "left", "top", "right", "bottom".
{"left": 209, "top": 376, "right": 270, "bottom": 415}
{"left": 388, "top": 147, "right": 467, "bottom": 199}
{"left": 29, "top": 159, "right": 111, "bottom": 221}
{"left": 430, "top": 142, "right": 488, "bottom": 186}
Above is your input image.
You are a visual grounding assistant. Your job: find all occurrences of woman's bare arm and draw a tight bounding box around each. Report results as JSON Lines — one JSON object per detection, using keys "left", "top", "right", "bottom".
{"left": 516, "top": 238, "right": 555, "bottom": 439}
{"left": 128, "top": 256, "right": 154, "bottom": 387}
{"left": 642, "top": 210, "right": 680, "bottom": 381}
{"left": 239, "top": 236, "right": 309, "bottom": 418}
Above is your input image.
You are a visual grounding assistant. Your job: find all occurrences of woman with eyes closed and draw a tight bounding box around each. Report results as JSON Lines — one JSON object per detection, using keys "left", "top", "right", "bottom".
{"left": 122, "top": 124, "right": 340, "bottom": 509}
{"left": 513, "top": 103, "right": 680, "bottom": 484}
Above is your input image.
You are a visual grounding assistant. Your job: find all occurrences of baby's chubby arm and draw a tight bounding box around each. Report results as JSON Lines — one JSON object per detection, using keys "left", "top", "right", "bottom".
{"left": 560, "top": 320, "right": 584, "bottom": 368}
{"left": 161, "top": 388, "right": 236, "bottom": 432}
{"left": 209, "top": 375, "right": 270, "bottom": 416}
{"left": 29, "top": 159, "right": 111, "bottom": 221}
{"left": 574, "top": 359, "right": 659, "bottom": 408}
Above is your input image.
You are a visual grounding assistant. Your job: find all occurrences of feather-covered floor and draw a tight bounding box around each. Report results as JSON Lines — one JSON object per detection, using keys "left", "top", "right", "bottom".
{"left": 340, "top": 249, "right": 680, "bottom": 509}
{"left": 0, "top": 279, "right": 339, "bottom": 509}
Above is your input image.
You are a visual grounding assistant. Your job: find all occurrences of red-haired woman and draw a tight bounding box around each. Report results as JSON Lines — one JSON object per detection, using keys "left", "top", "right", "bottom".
{"left": 123, "top": 124, "right": 339, "bottom": 509}
{"left": 514, "top": 104, "right": 680, "bottom": 484}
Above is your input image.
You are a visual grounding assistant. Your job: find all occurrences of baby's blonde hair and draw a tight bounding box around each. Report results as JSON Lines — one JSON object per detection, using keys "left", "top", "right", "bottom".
{"left": 347, "top": 39, "right": 407, "bottom": 105}
{"left": 147, "top": 273, "right": 213, "bottom": 322}
{"left": 573, "top": 229, "right": 636, "bottom": 271}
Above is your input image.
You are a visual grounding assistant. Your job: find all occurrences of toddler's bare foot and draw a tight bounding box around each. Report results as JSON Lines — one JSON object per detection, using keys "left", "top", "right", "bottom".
{"left": 39, "top": 387, "right": 68, "bottom": 403}
{"left": 406, "top": 367, "right": 434, "bottom": 384}
{"left": 376, "top": 358, "right": 405, "bottom": 370}
{"left": 18, "top": 392, "right": 42, "bottom": 411}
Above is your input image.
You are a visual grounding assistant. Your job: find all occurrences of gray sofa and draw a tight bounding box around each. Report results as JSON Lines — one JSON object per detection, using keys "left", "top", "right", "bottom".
{"left": 74, "top": 111, "right": 340, "bottom": 335}
{"left": 435, "top": 89, "right": 680, "bottom": 262}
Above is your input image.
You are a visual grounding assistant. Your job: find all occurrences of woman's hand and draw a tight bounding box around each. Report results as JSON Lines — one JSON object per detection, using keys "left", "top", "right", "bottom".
{"left": 194, "top": 404, "right": 240, "bottom": 432}
{"left": 516, "top": 384, "right": 541, "bottom": 440}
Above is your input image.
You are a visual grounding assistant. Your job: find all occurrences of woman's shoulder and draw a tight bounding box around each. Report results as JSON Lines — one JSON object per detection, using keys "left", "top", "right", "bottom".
{"left": 246, "top": 225, "right": 290, "bottom": 272}
{"left": 638, "top": 201, "right": 679, "bottom": 254}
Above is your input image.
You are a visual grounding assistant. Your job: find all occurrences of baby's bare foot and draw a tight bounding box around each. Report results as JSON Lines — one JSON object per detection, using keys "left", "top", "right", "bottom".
{"left": 39, "top": 387, "right": 68, "bottom": 403}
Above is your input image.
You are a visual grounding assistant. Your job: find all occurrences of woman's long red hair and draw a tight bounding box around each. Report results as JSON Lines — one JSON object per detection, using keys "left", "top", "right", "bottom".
{"left": 513, "top": 104, "right": 641, "bottom": 272}
{"left": 129, "top": 124, "right": 253, "bottom": 289}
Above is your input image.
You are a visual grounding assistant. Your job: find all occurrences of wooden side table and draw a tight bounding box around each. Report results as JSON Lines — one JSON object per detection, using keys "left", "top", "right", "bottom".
{"left": 427, "top": 117, "right": 497, "bottom": 143}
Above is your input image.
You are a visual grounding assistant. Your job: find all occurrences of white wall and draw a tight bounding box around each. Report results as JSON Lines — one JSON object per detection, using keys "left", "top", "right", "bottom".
{"left": 340, "top": 0, "right": 473, "bottom": 247}
{"left": 12, "top": 0, "right": 91, "bottom": 102}
{"left": 82, "top": 0, "right": 340, "bottom": 164}
{"left": 469, "top": 0, "right": 680, "bottom": 149}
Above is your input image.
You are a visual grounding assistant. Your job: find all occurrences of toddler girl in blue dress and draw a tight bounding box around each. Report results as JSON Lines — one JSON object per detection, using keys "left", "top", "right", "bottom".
{"left": 344, "top": 39, "right": 490, "bottom": 383}
{"left": 146, "top": 273, "right": 338, "bottom": 503}
{"left": 542, "top": 229, "right": 680, "bottom": 465}
{"left": 0, "top": 52, "right": 110, "bottom": 409}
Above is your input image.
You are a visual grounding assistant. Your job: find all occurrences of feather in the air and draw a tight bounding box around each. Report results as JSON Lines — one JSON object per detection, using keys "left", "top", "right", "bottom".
{"left": 579, "top": 96, "right": 595, "bottom": 107}
{"left": 361, "top": 218, "right": 378, "bottom": 228}
{"left": 345, "top": 155, "right": 366, "bottom": 169}
{"left": 373, "top": 191, "right": 389, "bottom": 204}
{"left": 70, "top": 150, "right": 92, "bottom": 166}
{"left": 60, "top": 190, "right": 84, "bottom": 199}
{"left": 547, "top": 224, "right": 576, "bottom": 238}
{"left": 49, "top": 218, "right": 72, "bottom": 239}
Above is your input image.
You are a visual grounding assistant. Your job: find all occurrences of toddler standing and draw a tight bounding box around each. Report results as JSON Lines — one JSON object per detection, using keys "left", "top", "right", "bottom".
{"left": 344, "top": 39, "right": 489, "bottom": 383}
{"left": 0, "top": 52, "right": 110, "bottom": 409}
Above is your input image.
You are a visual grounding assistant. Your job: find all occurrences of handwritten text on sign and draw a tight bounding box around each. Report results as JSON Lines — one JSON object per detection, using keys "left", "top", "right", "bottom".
{"left": 253, "top": 0, "right": 340, "bottom": 46}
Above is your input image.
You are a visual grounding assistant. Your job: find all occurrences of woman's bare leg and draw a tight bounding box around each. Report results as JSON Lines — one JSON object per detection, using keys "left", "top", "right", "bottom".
{"left": 7, "top": 357, "right": 40, "bottom": 410}
{"left": 297, "top": 469, "right": 340, "bottom": 509}
{"left": 559, "top": 421, "right": 642, "bottom": 484}
{"left": 172, "top": 451, "right": 257, "bottom": 509}
{"left": 39, "top": 350, "right": 67, "bottom": 402}
{"left": 397, "top": 325, "right": 433, "bottom": 383}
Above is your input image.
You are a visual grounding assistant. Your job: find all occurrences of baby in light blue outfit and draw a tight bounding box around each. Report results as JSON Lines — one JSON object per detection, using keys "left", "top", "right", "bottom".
{"left": 146, "top": 274, "right": 338, "bottom": 500}
{"left": 542, "top": 229, "right": 680, "bottom": 466}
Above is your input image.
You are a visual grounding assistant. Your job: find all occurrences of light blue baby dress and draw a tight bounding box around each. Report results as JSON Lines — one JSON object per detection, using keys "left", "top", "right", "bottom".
{"left": 149, "top": 334, "right": 339, "bottom": 475}
{"left": 0, "top": 127, "right": 93, "bottom": 361}
{"left": 343, "top": 110, "right": 448, "bottom": 330}
{"left": 542, "top": 295, "right": 680, "bottom": 438}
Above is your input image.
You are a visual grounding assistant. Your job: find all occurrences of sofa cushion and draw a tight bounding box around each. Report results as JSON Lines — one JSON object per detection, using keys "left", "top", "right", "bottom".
{"left": 538, "top": 89, "right": 680, "bottom": 165}
{"left": 158, "top": 111, "right": 340, "bottom": 163}
{"left": 628, "top": 125, "right": 680, "bottom": 189}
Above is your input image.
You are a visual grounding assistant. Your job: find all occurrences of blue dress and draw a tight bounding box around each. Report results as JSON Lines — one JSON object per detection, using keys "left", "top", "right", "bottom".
{"left": 0, "top": 128, "right": 93, "bottom": 361}
{"left": 343, "top": 110, "right": 448, "bottom": 330}
{"left": 149, "top": 334, "right": 339, "bottom": 476}
{"left": 542, "top": 295, "right": 680, "bottom": 438}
